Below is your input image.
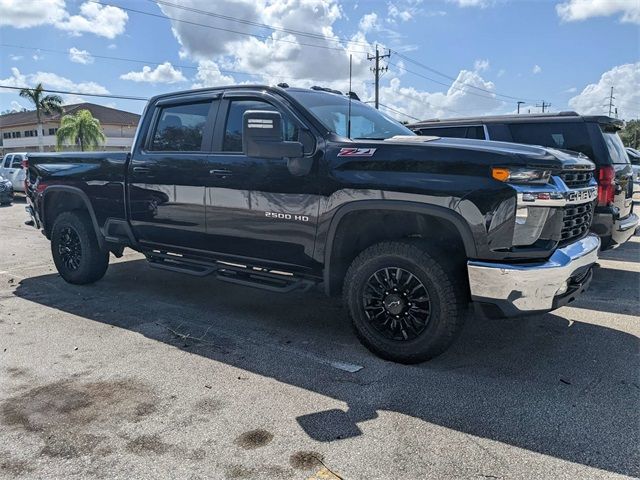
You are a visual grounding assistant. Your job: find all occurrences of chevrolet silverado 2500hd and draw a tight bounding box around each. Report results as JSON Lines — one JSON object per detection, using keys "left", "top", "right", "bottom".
{"left": 24, "top": 85, "right": 600, "bottom": 363}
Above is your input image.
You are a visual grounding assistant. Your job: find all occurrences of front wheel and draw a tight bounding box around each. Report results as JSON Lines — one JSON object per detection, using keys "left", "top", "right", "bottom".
{"left": 51, "top": 210, "right": 109, "bottom": 285}
{"left": 344, "top": 240, "right": 467, "bottom": 363}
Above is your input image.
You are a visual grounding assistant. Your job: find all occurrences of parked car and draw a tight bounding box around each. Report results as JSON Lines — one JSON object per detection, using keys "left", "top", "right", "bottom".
{"left": 23, "top": 85, "right": 600, "bottom": 363}
{"left": 626, "top": 147, "right": 640, "bottom": 201}
{"left": 0, "top": 175, "right": 13, "bottom": 205}
{"left": 409, "top": 113, "right": 637, "bottom": 249}
{"left": 0, "top": 152, "right": 27, "bottom": 193}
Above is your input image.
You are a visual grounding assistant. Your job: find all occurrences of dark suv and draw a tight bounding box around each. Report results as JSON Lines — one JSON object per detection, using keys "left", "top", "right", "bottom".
{"left": 409, "top": 113, "right": 637, "bottom": 249}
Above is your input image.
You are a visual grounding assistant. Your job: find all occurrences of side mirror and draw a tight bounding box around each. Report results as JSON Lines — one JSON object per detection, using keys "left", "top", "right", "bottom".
{"left": 242, "top": 110, "right": 303, "bottom": 160}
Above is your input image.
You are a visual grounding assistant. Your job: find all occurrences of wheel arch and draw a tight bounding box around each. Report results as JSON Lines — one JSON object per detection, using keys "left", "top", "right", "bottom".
{"left": 42, "top": 186, "right": 106, "bottom": 250}
{"left": 323, "top": 200, "right": 477, "bottom": 296}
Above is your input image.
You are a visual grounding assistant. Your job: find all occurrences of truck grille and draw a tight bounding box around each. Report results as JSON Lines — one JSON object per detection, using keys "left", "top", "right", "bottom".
{"left": 560, "top": 170, "right": 593, "bottom": 189}
{"left": 560, "top": 202, "right": 594, "bottom": 245}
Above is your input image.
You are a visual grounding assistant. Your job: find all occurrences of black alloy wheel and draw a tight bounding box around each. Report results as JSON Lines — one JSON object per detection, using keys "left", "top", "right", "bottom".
{"left": 363, "top": 267, "right": 431, "bottom": 341}
{"left": 57, "top": 226, "right": 83, "bottom": 271}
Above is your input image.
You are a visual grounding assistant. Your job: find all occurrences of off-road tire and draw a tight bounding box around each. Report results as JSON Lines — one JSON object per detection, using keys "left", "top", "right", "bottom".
{"left": 51, "top": 210, "right": 109, "bottom": 285}
{"left": 344, "top": 240, "right": 466, "bottom": 363}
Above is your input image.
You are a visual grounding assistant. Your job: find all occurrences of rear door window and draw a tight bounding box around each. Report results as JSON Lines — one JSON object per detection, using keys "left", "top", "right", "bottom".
{"left": 11, "top": 156, "right": 23, "bottom": 168}
{"left": 150, "top": 101, "right": 213, "bottom": 152}
{"left": 3, "top": 155, "right": 12, "bottom": 168}
{"left": 602, "top": 131, "right": 630, "bottom": 164}
{"left": 508, "top": 122, "right": 594, "bottom": 159}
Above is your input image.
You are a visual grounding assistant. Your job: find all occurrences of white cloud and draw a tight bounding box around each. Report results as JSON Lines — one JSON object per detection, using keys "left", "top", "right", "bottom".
{"left": 55, "top": 2, "right": 128, "bottom": 39}
{"left": 532, "top": 64, "right": 542, "bottom": 74}
{"left": 387, "top": 3, "right": 415, "bottom": 22}
{"left": 0, "top": 67, "right": 109, "bottom": 103}
{"left": 32, "top": 53, "right": 44, "bottom": 61}
{"left": 474, "top": 59, "right": 490, "bottom": 72}
{"left": 447, "top": 0, "right": 491, "bottom": 7}
{"left": 10, "top": 100, "right": 25, "bottom": 112}
{"left": 556, "top": 0, "right": 640, "bottom": 24}
{"left": 497, "top": 68, "right": 506, "bottom": 77}
{"left": 107, "top": 44, "right": 117, "bottom": 50}
{"left": 120, "top": 62, "right": 187, "bottom": 84}
{"left": 569, "top": 62, "right": 640, "bottom": 119}
{"left": 9, "top": 54, "right": 23, "bottom": 61}
{"left": 565, "top": 86, "right": 577, "bottom": 93}
{"left": 359, "top": 12, "right": 379, "bottom": 32}
{"left": 69, "top": 47, "right": 94, "bottom": 64}
{"left": 0, "top": 0, "right": 66, "bottom": 28}
{"left": 0, "top": 0, "right": 128, "bottom": 38}
{"left": 191, "top": 61, "right": 235, "bottom": 88}
{"left": 379, "top": 70, "right": 504, "bottom": 121}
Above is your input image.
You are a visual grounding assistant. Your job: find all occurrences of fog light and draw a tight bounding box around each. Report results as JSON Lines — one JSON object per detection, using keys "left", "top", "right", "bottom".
{"left": 556, "top": 281, "right": 569, "bottom": 296}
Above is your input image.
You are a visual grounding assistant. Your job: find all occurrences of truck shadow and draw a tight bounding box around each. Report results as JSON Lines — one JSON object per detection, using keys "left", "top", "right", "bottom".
{"left": 12, "top": 260, "right": 640, "bottom": 477}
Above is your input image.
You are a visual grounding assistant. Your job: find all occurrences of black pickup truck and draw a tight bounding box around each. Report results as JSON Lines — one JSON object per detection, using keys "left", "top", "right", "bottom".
{"left": 24, "top": 85, "right": 600, "bottom": 363}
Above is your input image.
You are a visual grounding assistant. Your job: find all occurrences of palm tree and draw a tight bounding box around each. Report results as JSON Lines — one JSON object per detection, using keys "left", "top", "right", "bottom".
{"left": 56, "top": 109, "right": 106, "bottom": 152}
{"left": 19, "top": 83, "right": 63, "bottom": 152}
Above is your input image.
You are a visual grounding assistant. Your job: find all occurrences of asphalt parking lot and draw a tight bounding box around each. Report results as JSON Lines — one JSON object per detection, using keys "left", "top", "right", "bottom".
{"left": 0, "top": 197, "right": 638, "bottom": 480}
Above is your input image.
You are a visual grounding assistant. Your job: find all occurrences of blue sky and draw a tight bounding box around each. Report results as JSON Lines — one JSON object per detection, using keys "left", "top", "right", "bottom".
{"left": 1, "top": 0, "right": 638, "bottom": 121}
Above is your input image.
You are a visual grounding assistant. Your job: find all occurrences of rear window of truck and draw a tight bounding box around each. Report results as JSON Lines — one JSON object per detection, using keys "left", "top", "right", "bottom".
{"left": 150, "top": 101, "right": 212, "bottom": 152}
{"left": 416, "top": 126, "right": 485, "bottom": 140}
{"left": 508, "top": 122, "right": 594, "bottom": 159}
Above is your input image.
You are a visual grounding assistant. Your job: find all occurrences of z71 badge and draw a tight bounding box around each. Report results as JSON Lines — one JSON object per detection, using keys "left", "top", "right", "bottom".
{"left": 337, "top": 147, "right": 377, "bottom": 157}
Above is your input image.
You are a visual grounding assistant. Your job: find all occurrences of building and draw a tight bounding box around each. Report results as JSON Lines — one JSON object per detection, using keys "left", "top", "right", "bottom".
{"left": 0, "top": 103, "right": 140, "bottom": 154}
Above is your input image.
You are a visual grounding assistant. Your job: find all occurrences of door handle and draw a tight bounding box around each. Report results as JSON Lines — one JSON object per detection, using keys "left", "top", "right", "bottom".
{"left": 210, "top": 169, "right": 233, "bottom": 178}
{"left": 133, "top": 167, "right": 152, "bottom": 173}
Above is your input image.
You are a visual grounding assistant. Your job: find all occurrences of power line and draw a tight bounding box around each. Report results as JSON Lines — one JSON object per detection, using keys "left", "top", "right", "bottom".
{"left": 392, "top": 51, "right": 538, "bottom": 102}
{"left": 90, "top": 0, "right": 371, "bottom": 55}
{"left": 377, "top": 103, "right": 421, "bottom": 121}
{"left": 0, "top": 85, "right": 148, "bottom": 101}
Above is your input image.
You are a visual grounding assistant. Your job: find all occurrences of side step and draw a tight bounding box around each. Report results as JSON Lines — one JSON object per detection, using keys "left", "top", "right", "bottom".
{"left": 145, "top": 251, "right": 316, "bottom": 293}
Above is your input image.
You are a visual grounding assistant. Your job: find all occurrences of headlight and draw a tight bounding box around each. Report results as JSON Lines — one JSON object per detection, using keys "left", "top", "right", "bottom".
{"left": 492, "top": 167, "right": 551, "bottom": 184}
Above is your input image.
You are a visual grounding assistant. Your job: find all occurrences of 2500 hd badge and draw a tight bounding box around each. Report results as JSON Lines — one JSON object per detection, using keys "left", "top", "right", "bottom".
{"left": 265, "top": 212, "right": 310, "bottom": 222}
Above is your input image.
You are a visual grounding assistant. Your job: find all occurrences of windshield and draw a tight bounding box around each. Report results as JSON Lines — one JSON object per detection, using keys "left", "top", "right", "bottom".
{"left": 287, "top": 90, "right": 414, "bottom": 140}
{"left": 602, "top": 131, "right": 630, "bottom": 164}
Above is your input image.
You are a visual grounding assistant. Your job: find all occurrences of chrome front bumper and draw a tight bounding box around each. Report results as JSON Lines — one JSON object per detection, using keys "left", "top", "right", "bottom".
{"left": 467, "top": 234, "right": 600, "bottom": 316}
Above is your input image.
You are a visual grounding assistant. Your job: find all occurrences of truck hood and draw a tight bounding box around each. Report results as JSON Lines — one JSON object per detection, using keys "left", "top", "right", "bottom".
{"left": 376, "top": 135, "right": 595, "bottom": 171}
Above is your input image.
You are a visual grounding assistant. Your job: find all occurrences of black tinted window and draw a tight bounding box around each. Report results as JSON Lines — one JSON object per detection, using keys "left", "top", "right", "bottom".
{"left": 509, "top": 122, "right": 594, "bottom": 159}
{"left": 417, "top": 126, "right": 485, "bottom": 140}
{"left": 150, "top": 102, "right": 212, "bottom": 152}
{"left": 223, "top": 100, "right": 298, "bottom": 152}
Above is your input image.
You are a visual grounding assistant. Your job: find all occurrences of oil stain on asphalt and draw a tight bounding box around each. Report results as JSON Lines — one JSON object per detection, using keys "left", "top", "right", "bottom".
{"left": 234, "top": 429, "right": 274, "bottom": 449}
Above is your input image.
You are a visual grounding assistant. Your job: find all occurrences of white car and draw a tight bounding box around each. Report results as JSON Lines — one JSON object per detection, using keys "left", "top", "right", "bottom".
{"left": 0, "top": 152, "right": 27, "bottom": 193}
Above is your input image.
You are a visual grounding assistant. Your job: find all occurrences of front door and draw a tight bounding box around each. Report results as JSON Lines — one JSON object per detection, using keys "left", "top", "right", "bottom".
{"left": 128, "top": 96, "right": 219, "bottom": 251}
{"left": 204, "top": 94, "right": 320, "bottom": 269}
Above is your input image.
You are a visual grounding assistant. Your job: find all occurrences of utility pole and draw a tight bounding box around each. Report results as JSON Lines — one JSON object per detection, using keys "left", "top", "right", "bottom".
{"left": 368, "top": 45, "right": 390, "bottom": 109}
{"left": 607, "top": 86, "right": 615, "bottom": 117}
{"left": 517, "top": 101, "right": 525, "bottom": 114}
{"left": 536, "top": 100, "right": 551, "bottom": 113}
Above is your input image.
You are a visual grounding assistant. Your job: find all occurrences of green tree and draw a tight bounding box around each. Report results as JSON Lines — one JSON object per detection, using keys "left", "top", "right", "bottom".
{"left": 620, "top": 119, "right": 640, "bottom": 149}
{"left": 19, "top": 83, "right": 64, "bottom": 152}
{"left": 56, "top": 109, "right": 106, "bottom": 152}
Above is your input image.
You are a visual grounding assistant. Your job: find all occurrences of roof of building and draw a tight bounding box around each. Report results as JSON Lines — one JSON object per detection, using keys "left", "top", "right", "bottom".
{"left": 0, "top": 103, "right": 140, "bottom": 128}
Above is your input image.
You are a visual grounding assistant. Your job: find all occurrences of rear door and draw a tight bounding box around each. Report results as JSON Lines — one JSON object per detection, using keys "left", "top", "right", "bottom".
{"left": 128, "top": 94, "right": 219, "bottom": 250}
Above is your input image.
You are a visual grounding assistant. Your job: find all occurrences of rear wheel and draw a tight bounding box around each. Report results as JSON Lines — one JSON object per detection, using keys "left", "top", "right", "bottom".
{"left": 51, "top": 211, "right": 109, "bottom": 285}
{"left": 344, "top": 240, "right": 466, "bottom": 363}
